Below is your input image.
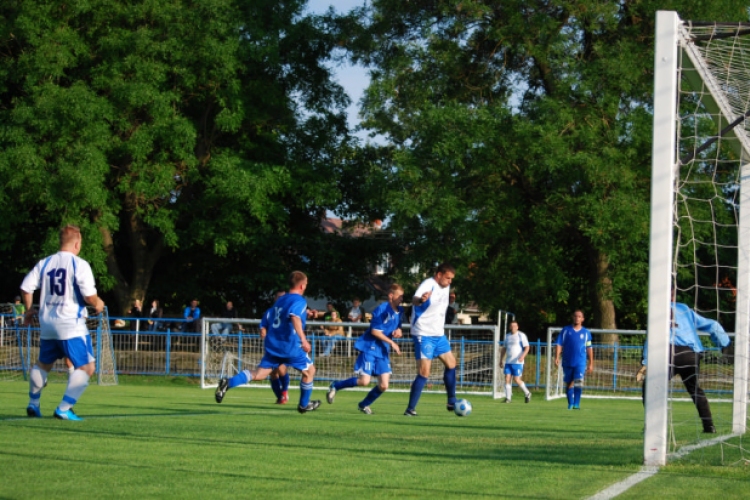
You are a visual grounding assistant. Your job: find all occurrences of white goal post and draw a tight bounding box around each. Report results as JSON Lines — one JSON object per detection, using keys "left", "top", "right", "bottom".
{"left": 647, "top": 11, "right": 750, "bottom": 466}
{"left": 200, "top": 317, "right": 501, "bottom": 397}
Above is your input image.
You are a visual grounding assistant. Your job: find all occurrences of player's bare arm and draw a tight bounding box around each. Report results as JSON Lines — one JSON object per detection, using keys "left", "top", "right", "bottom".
{"left": 370, "top": 328, "right": 401, "bottom": 355}
{"left": 519, "top": 345, "right": 530, "bottom": 364}
{"left": 555, "top": 345, "right": 562, "bottom": 366}
{"left": 412, "top": 290, "right": 432, "bottom": 306}
{"left": 291, "top": 315, "right": 311, "bottom": 353}
{"left": 21, "top": 291, "right": 35, "bottom": 326}
{"left": 85, "top": 294, "right": 105, "bottom": 314}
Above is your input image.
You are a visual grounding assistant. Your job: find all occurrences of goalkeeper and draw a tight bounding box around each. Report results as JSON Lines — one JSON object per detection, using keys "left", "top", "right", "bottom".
{"left": 641, "top": 299, "right": 731, "bottom": 434}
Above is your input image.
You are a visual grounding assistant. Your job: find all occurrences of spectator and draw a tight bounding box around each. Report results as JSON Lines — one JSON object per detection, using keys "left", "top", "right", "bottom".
{"left": 211, "top": 301, "right": 240, "bottom": 336}
{"left": 128, "top": 299, "right": 145, "bottom": 330}
{"left": 148, "top": 299, "right": 163, "bottom": 331}
{"left": 182, "top": 299, "right": 201, "bottom": 333}
{"left": 321, "top": 310, "right": 344, "bottom": 357}
{"left": 348, "top": 298, "right": 364, "bottom": 323}
{"left": 12, "top": 295, "right": 25, "bottom": 326}
{"left": 445, "top": 292, "right": 459, "bottom": 325}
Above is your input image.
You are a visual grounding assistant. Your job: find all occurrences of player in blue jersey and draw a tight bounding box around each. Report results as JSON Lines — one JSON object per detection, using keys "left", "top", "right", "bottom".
{"left": 404, "top": 263, "right": 457, "bottom": 416}
{"left": 500, "top": 320, "right": 532, "bottom": 403}
{"left": 641, "top": 298, "right": 731, "bottom": 433}
{"left": 326, "top": 284, "right": 405, "bottom": 414}
{"left": 260, "top": 290, "right": 291, "bottom": 404}
{"left": 215, "top": 271, "right": 321, "bottom": 413}
{"left": 20, "top": 225, "right": 106, "bottom": 421}
{"left": 554, "top": 310, "right": 594, "bottom": 409}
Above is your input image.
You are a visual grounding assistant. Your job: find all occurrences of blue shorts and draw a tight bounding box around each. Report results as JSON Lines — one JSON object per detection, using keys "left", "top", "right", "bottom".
{"left": 38, "top": 336, "right": 94, "bottom": 369}
{"left": 563, "top": 364, "right": 587, "bottom": 384}
{"left": 258, "top": 352, "right": 313, "bottom": 373}
{"left": 504, "top": 363, "right": 524, "bottom": 377}
{"left": 412, "top": 335, "right": 452, "bottom": 360}
{"left": 354, "top": 351, "right": 392, "bottom": 377}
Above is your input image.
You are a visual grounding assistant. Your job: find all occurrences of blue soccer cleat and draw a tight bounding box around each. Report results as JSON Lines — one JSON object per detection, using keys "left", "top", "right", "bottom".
{"left": 568, "top": 403, "right": 574, "bottom": 410}
{"left": 54, "top": 408, "right": 83, "bottom": 421}
{"left": 26, "top": 405, "right": 42, "bottom": 418}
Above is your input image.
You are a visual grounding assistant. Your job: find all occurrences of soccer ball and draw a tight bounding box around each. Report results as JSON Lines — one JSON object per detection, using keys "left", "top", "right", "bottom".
{"left": 454, "top": 398, "right": 472, "bottom": 417}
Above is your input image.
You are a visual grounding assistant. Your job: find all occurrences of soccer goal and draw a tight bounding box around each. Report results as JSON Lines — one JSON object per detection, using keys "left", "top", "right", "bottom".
{"left": 0, "top": 305, "right": 118, "bottom": 386}
{"left": 646, "top": 11, "right": 750, "bottom": 466}
{"left": 200, "top": 317, "right": 500, "bottom": 396}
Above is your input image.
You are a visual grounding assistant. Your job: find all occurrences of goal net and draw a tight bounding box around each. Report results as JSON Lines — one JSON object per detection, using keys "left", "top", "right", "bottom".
{"left": 0, "top": 304, "right": 118, "bottom": 386}
{"left": 646, "top": 12, "right": 750, "bottom": 466}
{"left": 201, "top": 317, "right": 499, "bottom": 396}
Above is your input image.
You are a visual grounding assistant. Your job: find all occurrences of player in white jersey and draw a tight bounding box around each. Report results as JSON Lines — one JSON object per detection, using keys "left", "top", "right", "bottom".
{"left": 20, "top": 225, "right": 105, "bottom": 421}
{"left": 499, "top": 320, "right": 531, "bottom": 403}
{"left": 404, "top": 263, "right": 457, "bottom": 416}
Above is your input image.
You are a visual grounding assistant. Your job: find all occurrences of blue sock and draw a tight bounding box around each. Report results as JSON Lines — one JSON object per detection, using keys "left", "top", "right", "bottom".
{"left": 443, "top": 367, "right": 457, "bottom": 405}
{"left": 300, "top": 381, "right": 313, "bottom": 407}
{"left": 228, "top": 370, "right": 250, "bottom": 389}
{"left": 334, "top": 377, "right": 359, "bottom": 391}
{"left": 574, "top": 387, "right": 582, "bottom": 406}
{"left": 270, "top": 377, "right": 281, "bottom": 398}
{"left": 281, "top": 373, "right": 290, "bottom": 392}
{"left": 408, "top": 375, "right": 428, "bottom": 410}
{"left": 566, "top": 387, "right": 574, "bottom": 406}
{"left": 360, "top": 387, "right": 384, "bottom": 408}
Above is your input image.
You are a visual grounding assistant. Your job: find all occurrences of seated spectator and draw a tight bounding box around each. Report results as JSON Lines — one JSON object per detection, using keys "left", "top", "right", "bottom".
{"left": 12, "top": 295, "right": 25, "bottom": 326}
{"left": 321, "top": 310, "right": 344, "bottom": 357}
{"left": 348, "top": 298, "right": 364, "bottom": 323}
{"left": 182, "top": 299, "right": 201, "bottom": 333}
{"left": 211, "top": 301, "right": 240, "bottom": 336}
{"left": 148, "top": 299, "right": 163, "bottom": 331}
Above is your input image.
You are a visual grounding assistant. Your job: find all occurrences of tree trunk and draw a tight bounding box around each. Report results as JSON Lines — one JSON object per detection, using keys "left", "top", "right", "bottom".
{"left": 590, "top": 249, "right": 618, "bottom": 345}
{"left": 99, "top": 207, "right": 164, "bottom": 314}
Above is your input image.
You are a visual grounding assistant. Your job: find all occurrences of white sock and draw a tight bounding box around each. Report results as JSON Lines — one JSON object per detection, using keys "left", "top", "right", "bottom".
{"left": 58, "top": 369, "right": 90, "bottom": 412}
{"left": 29, "top": 365, "right": 48, "bottom": 406}
{"left": 505, "top": 384, "right": 512, "bottom": 400}
{"left": 518, "top": 381, "right": 530, "bottom": 396}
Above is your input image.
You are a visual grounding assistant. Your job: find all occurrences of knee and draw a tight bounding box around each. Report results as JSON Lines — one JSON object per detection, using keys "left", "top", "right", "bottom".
{"left": 378, "top": 382, "right": 388, "bottom": 392}
{"left": 574, "top": 379, "right": 583, "bottom": 388}
{"left": 81, "top": 363, "right": 96, "bottom": 377}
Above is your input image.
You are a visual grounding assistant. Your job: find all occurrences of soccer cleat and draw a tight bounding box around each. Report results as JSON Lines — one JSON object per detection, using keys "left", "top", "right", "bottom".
{"left": 446, "top": 403, "right": 455, "bottom": 412}
{"left": 26, "top": 405, "right": 41, "bottom": 418}
{"left": 276, "top": 391, "right": 289, "bottom": 405}
{"left": 404, "top": 408, "right": 418, "bottom": 416}
{"left": 358, "top": 405, "right": 373, "bottom": 415}
{"left": 54, "top": 408, "right": 83, "bottom": 421}
{"left": 573, "top": 404, "right": 580, "bottom": 410}
{"left": 297, "top": 400, "right": 322, "bottom": 414}
{"left": 326, "top": 383, "right": 336, "bottom": 404}
{"left": 703, "top": 425, "right": 717, "bottom": 434}
{"left": 525, "top": 393, "right": 531, "bottom": 404}
{"left": 215, "top": 378, "right": 229, "bottom": 404}
{"left": 568, "top": 403, "right": 574, "bottom": 410}
{"left": 503, "top": 398, "right": 512, "bottom": 404}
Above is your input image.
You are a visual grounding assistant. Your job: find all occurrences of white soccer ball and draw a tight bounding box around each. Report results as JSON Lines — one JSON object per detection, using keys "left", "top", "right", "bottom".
{"left": 454, "top": 398, "right": 472, "bottom": 417}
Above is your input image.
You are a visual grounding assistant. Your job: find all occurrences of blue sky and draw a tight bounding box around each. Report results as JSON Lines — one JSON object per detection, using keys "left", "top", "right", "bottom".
{"left": 305, "top": 1, "right": 369, "bottom": 136}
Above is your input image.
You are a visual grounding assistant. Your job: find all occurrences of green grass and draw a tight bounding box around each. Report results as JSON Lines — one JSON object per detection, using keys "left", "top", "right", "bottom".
{"left": 0, "top": 380, "right": 745, "bottom": 499}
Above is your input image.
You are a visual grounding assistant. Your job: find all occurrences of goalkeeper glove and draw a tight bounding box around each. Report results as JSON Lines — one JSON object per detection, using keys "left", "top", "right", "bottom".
{"left": 636, "top": 365, "right": 647, "bottom": 383}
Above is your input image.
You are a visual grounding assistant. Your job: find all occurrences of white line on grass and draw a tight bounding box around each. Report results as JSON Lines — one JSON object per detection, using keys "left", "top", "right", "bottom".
{"left": 586, "top": 467, "right": 659, "bottom": 500}
{"left": 587, "top": 432, "right": 741, "bottom": 499}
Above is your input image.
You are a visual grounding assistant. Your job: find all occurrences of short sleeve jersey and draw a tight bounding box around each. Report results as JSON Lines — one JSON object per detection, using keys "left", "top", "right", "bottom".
{"left": 355, "top": 301, "right": 404, "bottom": 358}
{"left": 20, "top": 251, "right": 97, "bottom": 340}
{"left": 259, "top": 306, "right": 274, "bottom": 331}
{"left": 555, "top": 325, "right": 592, "bottom": 367}
{"left": 504, "top": 331, "right": 529, "bottom": 365}
{"left": 411, "top": 277, "right": 450, "bottom": 337}
{"left": 264, "top": 293, "right": 308, "bottom": 358}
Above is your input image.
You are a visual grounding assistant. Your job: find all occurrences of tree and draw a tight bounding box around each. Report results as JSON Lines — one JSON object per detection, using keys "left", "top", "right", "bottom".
{"left": 0, "top": 0, "right": 362, "bottom": 313}
{"left": 348, "top": 0, "right": 748, "bottom": 334}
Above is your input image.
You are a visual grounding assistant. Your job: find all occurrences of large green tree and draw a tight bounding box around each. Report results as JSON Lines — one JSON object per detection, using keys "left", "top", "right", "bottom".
{"left": 0, "top": 0, "right": 373, "bottom": 313}
{"left": 348, "top": 0, "right": 748, "bottom": 333}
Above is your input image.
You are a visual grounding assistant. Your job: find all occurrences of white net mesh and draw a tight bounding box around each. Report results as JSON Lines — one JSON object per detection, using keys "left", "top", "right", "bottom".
{"left": 664, "top": 20, "right": 750, "bottom": 464}
{"left": 0, "top": 304, "right": 117, "bottom": 385}
{"left": 201, "top": 318, "right": 499, "bottom": 395}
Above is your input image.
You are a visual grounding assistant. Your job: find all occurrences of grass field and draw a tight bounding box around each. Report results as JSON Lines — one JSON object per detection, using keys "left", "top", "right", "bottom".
{"left": 0, "top": 379, "right": 747, "bottom": 499}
